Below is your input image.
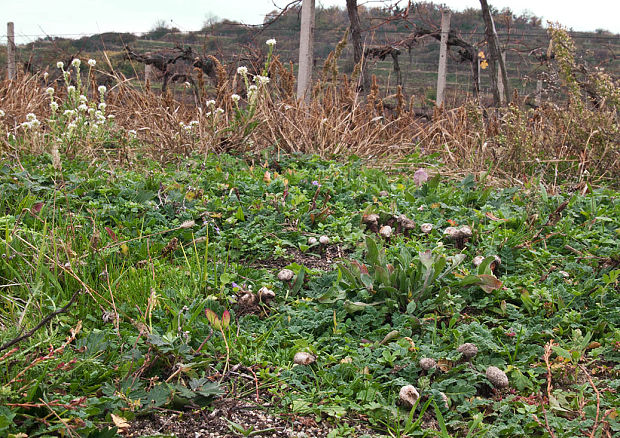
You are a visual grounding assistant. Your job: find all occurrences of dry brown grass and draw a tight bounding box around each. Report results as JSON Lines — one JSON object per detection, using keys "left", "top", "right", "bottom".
{"left": 0, "top": 55, "right": 617, "bottom": 186}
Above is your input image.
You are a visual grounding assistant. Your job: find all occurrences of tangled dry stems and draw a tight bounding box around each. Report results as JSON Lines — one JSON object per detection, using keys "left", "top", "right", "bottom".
{"left": 1, "top": 56, "right": 617, "bottom": 186}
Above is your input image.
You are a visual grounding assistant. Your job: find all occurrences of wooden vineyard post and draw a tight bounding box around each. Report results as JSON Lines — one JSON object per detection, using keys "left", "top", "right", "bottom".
{"left": 297, "top": 0, "right": 315, "bottom": 103}
{"left": 536, "top": 79, "right": 543, "bottom": 106}
{"left": 7, "top": 22, "right": 16, "bottom": 80}
{"left": 497, "top": 51, "right": 506, "bottom": 104}
{"left": 435, "top": 10, "right": 451, "bottom": 108}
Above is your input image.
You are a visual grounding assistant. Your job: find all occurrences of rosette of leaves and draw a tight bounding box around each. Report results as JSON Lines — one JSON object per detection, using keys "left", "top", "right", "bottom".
{"left": 335, "top": 236, "right": 466, "bottom": 313}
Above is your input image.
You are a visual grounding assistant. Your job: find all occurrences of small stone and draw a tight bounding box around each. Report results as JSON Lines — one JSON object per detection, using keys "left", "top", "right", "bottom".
{"left": 420, "top": 223, "right": 433, "bottom": 234}
{"left": 486, "top": 366, "right": 509, "bottom": 388}
{"left": 278, "top": 268, "right": 294, "bottom": 282}
{"left": 293, "top": 352, "right": 316, "bottom": 365}
{"left": 399, "top": 385, "right": 420, "bottom": 408}
{"left": 319, "top": 235, "right": 330, "bottom": 245}
{"left": 419, "top": 357, "right": 437, "bottom": 371}
{"left": 457, "top": 343, "right": 478, "bottom": 360}
{"left": 379, "top": 225, "right": 393, "bottom": 239}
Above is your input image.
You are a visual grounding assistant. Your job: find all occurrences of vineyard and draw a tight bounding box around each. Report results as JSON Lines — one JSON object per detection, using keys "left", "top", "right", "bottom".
{"left": 0, "top": 2, "right": 619, "bottom": 437}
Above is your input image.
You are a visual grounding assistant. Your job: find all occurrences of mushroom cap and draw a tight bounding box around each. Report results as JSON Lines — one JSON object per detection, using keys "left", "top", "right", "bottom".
{"left": 486, "top": 366, "right": 509, "bottom": 388}
{"left": 399, "top": 385, "right": 420, "bottom": 408}
{"left": 459, "top": 225, "right": 472, "bottom": 237}
{"left": 379, "top": 225, "right": 393, "bottom": 238}
{"left": 319, "top": 235, "right": 330, "bottom": 245}
{"left": 257, "top": 286, "right": 275, "bottom": 301}
{"left": 457, "top": 343, "right": 478, "bottom": 359}
{"left": 379, "top": 190, "right": 389, "bottom": 197}
{"left": 473, "top": 255, "right": 485, "bottom": 267}
{"left": 238, "top": 292, "right": 257, "bottom": 306}
{"left": 420, "top": 223, "right": 433, "bottom": 234}
{"left": 277, "top": 268, "right": 295, "bottom": 282}
{"left": 397, "top": 214, "right": 416, "bottom": 229}
{"left": 419, "top": 357, "right": 437, "bottom": 371}
{"left": 443, "top": 227, "right": 460, "bottom": 238}
{"left": 439, "top": 392, "right": 450, "bottom": 409}
{"left": 362, "top": 213, "right": 380, "bottom": 225}
{"left": 293, "top": 352, "right": 316, "bottom": 366}
{"left": 308, "top": 236, "right": 318, "bottom": 245}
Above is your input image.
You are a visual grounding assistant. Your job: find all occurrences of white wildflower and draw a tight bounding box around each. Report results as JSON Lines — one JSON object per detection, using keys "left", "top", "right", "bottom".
{"left": 215, "top": 108, "right": 224, "bottom": 115}
{"left": 231, "top": 94, "right": 241, "bottom": 103}
{"left": 0, "top": 110, "right": 5, "bottom": 117}
{"left": 71, "top": 58, "right": 81, "bottom": 68}
{"left": 254, "top": 75, "right": 270, "bottom": 85}
{"left": 26, "top": 113, "right": 37, "bottom": 122}
{"left": 205, "top": 99, "right": 216, "bottom": 107}
{"left": 56, "top": 61, "right": 64, "bottom": 69}
{"left": 63, "top": 109, "right": 75, "bottom": 117}
{"left": 98, "top": 102, "right": 106, "bottom": 111}
{"left": 78, "top": 104, "right": 88, "bottom": 112}
{"left": 236, "top": 66, "right": 248, "bottom": 75}
{"left": 88, "top": 59, "right": 96, "bottom": 67}
{"left": 107, "top": 114, "right": 115, "bottom": 120}
{"left": 88, "top": 107, "right": 95, "bottom": 115}
{"left": 128, "top": 130, "right": 137, "bottom": 137}
{"left": 266, "top": 38, "right": 276, "bottom": 46}
{"left": 46, "top": 87, "right": 55, "bottom": 95}
{"left": 67, "top": 122, "right": 77, "bottom": 131}
{"left": 43, "top": 71, "right": 49, "bottom": 80}
{"left": 79, "top": 95, "right": 88, "bottom": 103}
{"left": 98, "top": 85, "right": 107, "bottom": 94}
{"left": 67, "top": 85, "right": 76, "bottom": 94}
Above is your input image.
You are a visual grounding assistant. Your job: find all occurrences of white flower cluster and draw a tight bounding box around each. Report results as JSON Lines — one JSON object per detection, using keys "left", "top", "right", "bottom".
{"left": 88, "top": 59, "right": 96, "bottom": 67}
{"left": 266, "top": 39, "right": 276, "bottom": 46}
{"left": 71, "top": 58, "right": 81, "bottom": 68}
{"left": 254, "top": 75, "right": 270, "bottom": 85}
{"left": 21, "top": 113, "right": 41, "bottom": 129}
{"left": 231, "top": 94, "right": 241, "bottom": 103}
{"left": 237, "top": 66, "right": 248, "bottom": 76}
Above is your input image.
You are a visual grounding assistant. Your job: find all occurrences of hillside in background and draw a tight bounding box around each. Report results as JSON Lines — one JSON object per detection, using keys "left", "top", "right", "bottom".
{"left": 4, "top": 2, "right": 619, "bottom": 103}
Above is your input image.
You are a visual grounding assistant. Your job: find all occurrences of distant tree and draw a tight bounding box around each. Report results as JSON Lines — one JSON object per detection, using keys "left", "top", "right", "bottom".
{"left": 146, "top": 19, "right": 171, "bottom": 40}
{"left": 202, "top": 12, "right": 220, "bottom": 30}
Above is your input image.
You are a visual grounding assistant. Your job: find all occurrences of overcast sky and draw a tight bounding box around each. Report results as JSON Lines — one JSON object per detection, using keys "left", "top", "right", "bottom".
{"left": 5, "top": 0, "right": 619, "bottom": 44}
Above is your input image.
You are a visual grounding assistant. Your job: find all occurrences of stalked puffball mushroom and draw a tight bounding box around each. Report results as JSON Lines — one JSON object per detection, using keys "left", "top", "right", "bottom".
{"left": 362, "top": 213, "right": 380, "bottom": 233}
{"left": 473, "top": 255, "right": 485, "bottom": 267}
{"left": 457, "top": 343, "right": 478, "bottom": 360}
{"left": 238, "top": 292, "right": 257, "bottom": 306}
{"left": 440, "top": 392, "right": 450, "bottom": 409}
{"left": 419, "top": 357, "right": 437, "bottom": 371}
{"left": 293, "top": 352, "right": 316, "bottom": 366}
{"left": 278, "top": 268, "right": 295, "bottom": 282}
{"left": 486, "top": 366, "right": 509, "bottom": 388}
{"left": 399, "top": 385, "right": 420, "bottom": 408}
{"left": 490, "top": 255, "right": 502, "bottom": 272}
{"left": 319, "top": 235, "right": 330, "bottom": 245}
{"left": 443, "top": 226, "right": 469, "bottom": 249}
{"left": 379, "top": 225, "right": 393, "bottom": 239}
{"left": 443, "top": 227, "right": 459, "bottom": 239}
{"left": 396, "top": 214, "right": 416, "bottom": 235}
{"left": 257, "top": 286, "right": 275, "bottom": 302}
{"left": 459, "top": 225, "right": 472, "bottom": 238}
{"left": 420, "top": 223, "right": 433, "bottom": 234}
{"left": 308, "top": 236, "right": 318, "bottom": 245}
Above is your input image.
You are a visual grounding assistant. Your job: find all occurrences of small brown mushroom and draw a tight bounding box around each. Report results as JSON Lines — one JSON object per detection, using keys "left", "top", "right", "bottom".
{"left": 486, "top": 366, "right": 509, "bottom": 388}
{"left": 278, "top": 269, "right": 295, "bottom": 282}
{"left": 362, "top": 213, "right": 380, "bottom": 233}
{"left": 396, "top": 214, "right": 416, "bottom": 236}
{"left": 419, "top": 357, "right": 437, "bottom": 371}
{"left": 399, "top": 385, "right": 420, "bottom": 408}
{"left": 420, "top": 223, "right": 433, "bottom": 234}
{"left": 293, "top": 352, "right": 316, "bottom": 365}
{"left": 457, "top": 343, "right": 478, "bottom": 360}
{"left": 379, "top": 225, "right": 393, "bottom": 239}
